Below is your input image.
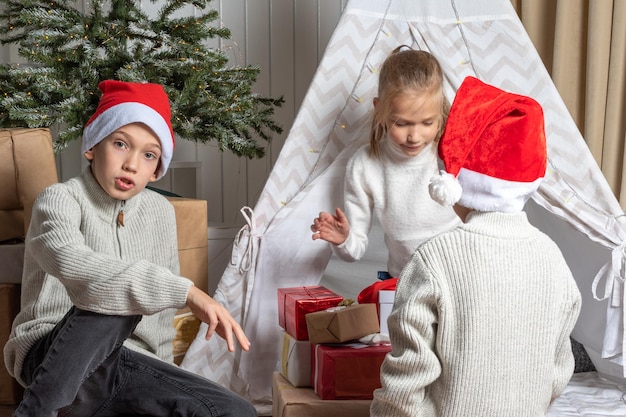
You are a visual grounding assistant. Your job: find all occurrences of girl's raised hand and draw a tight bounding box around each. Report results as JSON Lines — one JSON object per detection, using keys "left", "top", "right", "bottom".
{"left": 311, "top": 208, "right": 350, "bottom": 245}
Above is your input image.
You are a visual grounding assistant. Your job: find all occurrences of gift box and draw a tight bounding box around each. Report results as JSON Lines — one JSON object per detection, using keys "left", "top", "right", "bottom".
{"left": 357, "top": 277, "right": 397, "bottom": 314}
{"left": 166, "top": 197, "right": 209, "bottom": 296}
{"left": 378, "top": 290, "right": 395, "bottom": 336}
{"left": 278, "top": 286, "right": 343, "bottom": 340}
{"left": 272, "top": 371, "right": 371, "bottom": 417}
{"left": 166, "top": 197, "right": 207, "bottom": 361}
{"left": 0, "top": 128, "right": 58, "bottom": 242}
{"left": 312, "top": 343, "right": 391, "bottom": 400}
{"left": 279, "top": 330, "right": 312, "bottom": 387}
{"left": 172, "top": 311, "right": 202, "bottom": 365}
{"left": 0, "top": 285, "right": 24, "bottom": 405}
{"left": 305, "top": 303, "right": 379, "bottom": 344}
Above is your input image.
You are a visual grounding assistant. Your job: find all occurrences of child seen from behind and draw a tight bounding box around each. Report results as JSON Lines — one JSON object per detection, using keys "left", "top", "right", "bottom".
{"left": 370, "top": 76, "right": 582, "bottom": 417}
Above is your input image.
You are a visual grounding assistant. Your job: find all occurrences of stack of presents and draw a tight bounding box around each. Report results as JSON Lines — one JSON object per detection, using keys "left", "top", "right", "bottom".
{"left": 0, "top": 128, "right": 57, "bottom": 408}
{"left": 273, "top": 282, "right": 397, "bottom": 417}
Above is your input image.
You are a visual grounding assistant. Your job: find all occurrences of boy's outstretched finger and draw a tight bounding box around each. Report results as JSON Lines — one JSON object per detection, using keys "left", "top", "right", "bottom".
{"left": 204, "top": 314, "right": 218, "bottom": 341}
{"left": 216, "top": 320, "right": 235, "bottom": 352}
{"left": 233, "top": 324, "right": 251, "bottom": 351}
{"left": 213, "top": 310, "right": 251, "bottom": 352}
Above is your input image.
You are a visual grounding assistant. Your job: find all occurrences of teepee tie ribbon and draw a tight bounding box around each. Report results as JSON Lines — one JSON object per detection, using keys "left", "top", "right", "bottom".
{"left": 592, "top": 240, "right": 626, "bottom": 370}
{"left": 592, "top": 240, "right": 626, "bottom": 307}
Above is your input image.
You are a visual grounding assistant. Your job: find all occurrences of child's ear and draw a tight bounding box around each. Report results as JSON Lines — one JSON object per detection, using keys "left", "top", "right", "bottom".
{"left": 373, "top": 97, "right": 379, "bottom": 107}
{"left": 84, "top": 149, "right": 95, "bottom": 161}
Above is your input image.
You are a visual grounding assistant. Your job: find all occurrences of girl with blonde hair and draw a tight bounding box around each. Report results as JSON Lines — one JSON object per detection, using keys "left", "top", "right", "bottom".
{"left": 311, "top": 46, "right": 460, "bottom": 278}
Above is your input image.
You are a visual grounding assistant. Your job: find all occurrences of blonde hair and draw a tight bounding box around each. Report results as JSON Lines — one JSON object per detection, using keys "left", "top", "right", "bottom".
{"left": 369, "top": 46, "right": 449, "bottom": 158}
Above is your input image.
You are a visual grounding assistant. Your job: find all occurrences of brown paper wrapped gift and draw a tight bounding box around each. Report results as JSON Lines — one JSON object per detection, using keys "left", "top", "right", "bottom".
{"left": 272, "top": 372, "right": 371, "bottom": 417}
{"left": 0, "top": 128, "right": 58, "bottom": 242}
{"left": 1, "top": 128, "right": 56, "bottom": 406}
{"left": 0, "top": 285, "right": 24, "bottom": 404}
{"left": 166, "top": 197, "right": 207, "bottom": 360}
{"left": 166, "top": 197, "right": 208, "bottom": 301}
{"left": 172, "top": 311, "right": 202, "bottom": 365}
{"left": 305, "top": 303, "right": 379, "bottom": 344}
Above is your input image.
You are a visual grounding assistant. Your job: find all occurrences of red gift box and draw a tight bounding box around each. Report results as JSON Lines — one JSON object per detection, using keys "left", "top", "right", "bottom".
{"left": 312, "top": 343, "right": 391, "bottom": 400}
{"left": 357, "top": 277, "right": 398, "bottom": 315}
{"left": 278, "top": 286, "right": 343, "bottom": 340}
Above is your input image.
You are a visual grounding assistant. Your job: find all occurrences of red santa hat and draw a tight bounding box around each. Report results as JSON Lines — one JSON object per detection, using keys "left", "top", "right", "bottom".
{"left": 82, "top": 80, "right": 175, "bottom": 180}
{"left": 429, "top": 76, "right": 547, "bottom": 212}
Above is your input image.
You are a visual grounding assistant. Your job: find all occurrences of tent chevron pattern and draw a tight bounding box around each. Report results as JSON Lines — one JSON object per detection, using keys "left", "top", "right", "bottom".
{"left": 182, "top": 1, "right": 626, "bottom": 412}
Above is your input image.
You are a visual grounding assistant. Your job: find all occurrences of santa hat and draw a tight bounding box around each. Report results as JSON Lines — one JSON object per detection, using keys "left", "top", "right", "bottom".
{"left": 429, "top": 76, "right": 546, "bottom": 212}
{"left": 82, "top": 80, "right": 175, "bottom": 180}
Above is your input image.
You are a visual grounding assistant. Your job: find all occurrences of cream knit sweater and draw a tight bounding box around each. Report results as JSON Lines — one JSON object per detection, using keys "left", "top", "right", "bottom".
{"left": 334, "top": 139, "right": 461, "bottom": 277}
{"left": 371, "top": 211, "right": 581, "bottom": 417}
{"left": 4, "top": 169, "right": 193, "bottom": 386}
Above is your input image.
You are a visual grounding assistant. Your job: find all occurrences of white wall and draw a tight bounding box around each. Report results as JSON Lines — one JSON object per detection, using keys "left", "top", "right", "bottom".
{"left": 0, "top": 0, "right": 347, "bottom": 228}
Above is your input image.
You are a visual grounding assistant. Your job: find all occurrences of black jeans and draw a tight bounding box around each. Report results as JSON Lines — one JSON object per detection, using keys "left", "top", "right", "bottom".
{"left": 15, "top": 307, "right": 256, "bottom": 417}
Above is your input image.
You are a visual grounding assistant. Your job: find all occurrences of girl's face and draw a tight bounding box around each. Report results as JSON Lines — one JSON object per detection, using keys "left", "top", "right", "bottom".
{"left": 379, "top": 92, "right": 442, "bottom": 157}
{"left": 84, "top": 122, "right": 162, "bottom": 200}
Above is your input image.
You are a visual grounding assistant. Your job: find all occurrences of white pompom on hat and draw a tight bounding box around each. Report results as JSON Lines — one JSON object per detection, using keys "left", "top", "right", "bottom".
{"left": 82, "top": 80, "right": 175, "bottom": 180}
{"left": 429, "top": 76, "right": 547, "bottom": 213}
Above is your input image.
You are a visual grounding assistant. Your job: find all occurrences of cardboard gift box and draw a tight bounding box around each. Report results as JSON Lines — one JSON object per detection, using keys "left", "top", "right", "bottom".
{"left": 278, "top": 286, "right": 343, "bottom": 340}
{"left": 279, "top": 329, "right": 312, "bottom": 387}
{"left": 0, "top": 285, "right": 24, "bottom": 405}
{"left": 0, "top": 128, "right": 58, "bottom": 243}
{"left": 0, "top": 240, "right": 24, "bottom": 285}
{"left": 166, "top": 197, "right": 208, "bottom": 361}
{"left": 378, "top": 290, "right": 396, "bottom": 336}
{"left": 312, "top": 343, "right": 391, "bottom": 400}
{"left": 0, "top": 128, "right": 56, "bottom": 406}
{"left": 166, "top": 197, "right": 209, "bottom": 296}
{"left": 172, "top": 311, "right": 202, "bottom": 365}
{"left": 167, "top": 197, "right": 208, "bottom": 314}
{"left": 272, "top": 372, "right": 371, "bottom": 417}
{"left": 305, "top": 303, "right": 379, "bottom": 344}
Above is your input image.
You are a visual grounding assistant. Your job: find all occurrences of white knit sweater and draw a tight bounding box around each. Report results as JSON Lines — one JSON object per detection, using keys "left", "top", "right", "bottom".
{"left": 333, "top": 139, "right": 461, "bottom": 277}
{"left": 370, "top": 211, "right": 582, "bottom": 417}
{"left": 4, "top": 169, "right": 193, "bottom": 386}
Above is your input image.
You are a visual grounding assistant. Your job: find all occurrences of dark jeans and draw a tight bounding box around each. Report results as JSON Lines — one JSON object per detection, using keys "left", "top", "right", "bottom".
{"left": 14, "top": 307, "right": 256, "bottom": 417}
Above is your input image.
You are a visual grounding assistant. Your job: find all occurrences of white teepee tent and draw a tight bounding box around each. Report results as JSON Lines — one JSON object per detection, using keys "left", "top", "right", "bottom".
{"left": 182, "top": 0, "right": 626, "bottom": 412}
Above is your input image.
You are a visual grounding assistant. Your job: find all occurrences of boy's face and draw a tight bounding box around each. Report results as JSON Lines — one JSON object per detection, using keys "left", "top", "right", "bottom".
{"left": 84, "top": 122, "right": 162, "bottom": 200}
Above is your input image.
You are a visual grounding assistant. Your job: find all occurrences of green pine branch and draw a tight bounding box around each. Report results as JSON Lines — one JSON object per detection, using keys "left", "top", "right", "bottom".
{"left": 0, "top": 0, "right": 283, "bottom": 158}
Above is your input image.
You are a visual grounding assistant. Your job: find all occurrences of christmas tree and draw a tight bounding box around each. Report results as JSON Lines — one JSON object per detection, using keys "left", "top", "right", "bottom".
{"left": 0, "top": 0, "right": 283, "bottom": 159}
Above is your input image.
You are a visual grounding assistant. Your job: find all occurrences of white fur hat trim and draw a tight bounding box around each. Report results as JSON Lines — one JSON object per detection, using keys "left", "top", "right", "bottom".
{"left": 429, "top": 170, "right": 463, "bottom": 207}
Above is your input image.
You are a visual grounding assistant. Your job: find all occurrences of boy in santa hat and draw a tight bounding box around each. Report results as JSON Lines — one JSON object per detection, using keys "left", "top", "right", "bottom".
{"left": 4, "top": 80, "right": 256, "bottom": 416}
{"left": 370, "top": 76, "right": 581, "bottom": 417}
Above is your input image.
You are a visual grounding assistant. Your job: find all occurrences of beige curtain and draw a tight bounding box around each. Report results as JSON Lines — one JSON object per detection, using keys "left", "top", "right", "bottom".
{"left": 510, "top": 0, "right": 626, "bottom": 208}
